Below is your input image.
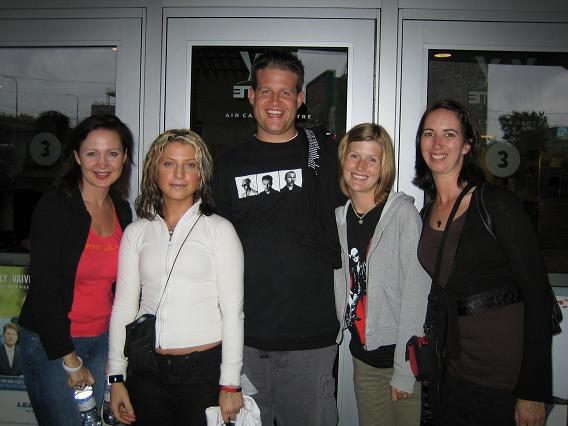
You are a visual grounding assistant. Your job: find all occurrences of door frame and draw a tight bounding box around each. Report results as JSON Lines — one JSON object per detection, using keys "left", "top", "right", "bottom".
{"left": 163, "top": 10, "right": 379, "bottom": 425}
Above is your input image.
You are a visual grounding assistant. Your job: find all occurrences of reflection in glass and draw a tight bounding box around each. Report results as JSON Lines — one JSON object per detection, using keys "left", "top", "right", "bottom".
{"left": 428, "top": 50, "right": 568, "bottom": 273}
{"left": 189, "top": 46, "right": 347, "bottom": 156}
{"left": 0, "top": 47, "right": 117, "bottom": 258}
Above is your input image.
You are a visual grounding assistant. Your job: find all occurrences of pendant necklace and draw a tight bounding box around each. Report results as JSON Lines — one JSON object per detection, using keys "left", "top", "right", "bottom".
{"left": 436, "top": 219, "right": 442, "bottom": 228}
{"left": 351, "top": 203, "right": 369, "bottom": 225}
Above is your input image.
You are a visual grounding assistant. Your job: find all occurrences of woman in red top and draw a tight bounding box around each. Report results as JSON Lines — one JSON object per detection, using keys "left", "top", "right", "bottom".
{"left": 19, "top": 115, "right": 134, "bottom": 426}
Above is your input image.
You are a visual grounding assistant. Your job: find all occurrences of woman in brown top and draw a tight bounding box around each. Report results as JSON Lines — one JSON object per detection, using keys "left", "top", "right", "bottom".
{"left": 414, "top": 100, "right": 552, "bottom": 426}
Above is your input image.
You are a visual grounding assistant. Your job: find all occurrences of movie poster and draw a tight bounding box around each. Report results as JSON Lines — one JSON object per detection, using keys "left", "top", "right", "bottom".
{"left": 0, "top": 265, "right": 37, "bottom": 425}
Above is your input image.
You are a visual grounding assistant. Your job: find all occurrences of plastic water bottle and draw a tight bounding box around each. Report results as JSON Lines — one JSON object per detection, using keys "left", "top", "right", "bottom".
{"left": 102, "top": 381, "right": 119, "bottom": 425}
{"left": 74, "top": 385, "right": 102, "bottom": 426}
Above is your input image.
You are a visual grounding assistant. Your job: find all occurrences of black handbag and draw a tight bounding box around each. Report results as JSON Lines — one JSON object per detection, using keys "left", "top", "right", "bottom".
{"left": 123, "top": 215, "right": 201, "bottom": 375}
{"left": 124, "top": 313, "right": 157, "bottom": 374}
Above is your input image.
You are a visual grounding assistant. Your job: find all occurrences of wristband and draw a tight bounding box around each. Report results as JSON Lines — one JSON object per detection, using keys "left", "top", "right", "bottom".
{"left": 108, "top": 374, "right": 125, "bottom": 384}
{"left": 220, "top": 385, "right": 242, "bottom": 393}
{"left": 62, "top": 356, "right": 83, "bottom": 373}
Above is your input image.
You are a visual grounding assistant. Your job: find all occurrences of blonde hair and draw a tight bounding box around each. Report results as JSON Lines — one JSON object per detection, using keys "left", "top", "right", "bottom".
{"left": 135, "top": 129, "right": 214, "bottom": 219}
{"left": 338, "top": 123, "right": 396, "bottom": 204}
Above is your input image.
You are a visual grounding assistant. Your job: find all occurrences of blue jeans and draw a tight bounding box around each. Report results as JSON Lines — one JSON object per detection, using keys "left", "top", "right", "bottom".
{"left": 19, "top": 327, "right": 108, "bottom": 426}
{"left": 243, "top": 344, "right": 338, "bottom": 426}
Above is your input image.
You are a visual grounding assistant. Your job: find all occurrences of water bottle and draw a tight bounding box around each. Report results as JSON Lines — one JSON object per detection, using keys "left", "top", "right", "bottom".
{"left": 102, "top": 381, "right": 119, "bottom": 425}
{"left": 74, "top": 385, "right": 102, "bottom": 426}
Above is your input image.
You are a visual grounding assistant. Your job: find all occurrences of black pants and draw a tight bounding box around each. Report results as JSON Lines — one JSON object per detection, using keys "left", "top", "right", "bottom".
{"left": 126, "top": 345, "right": 221, "bottom": 426}
{"left": 437, "top": 372, "right": 515, "bottom": 426}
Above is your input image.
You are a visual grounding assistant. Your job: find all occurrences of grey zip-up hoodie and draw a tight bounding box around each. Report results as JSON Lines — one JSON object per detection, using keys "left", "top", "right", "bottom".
{"left": 334, "top": 190, "right": 430, "bottom": 393}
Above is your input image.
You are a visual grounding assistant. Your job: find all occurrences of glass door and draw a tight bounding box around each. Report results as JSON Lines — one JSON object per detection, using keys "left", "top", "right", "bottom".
{"left": 164, "top": 15, "right": 377, "bottom": 425}
{"left": 399, "top": 19, "right": 568, "bottom": 425}
{"left": 165, "top": 17, "right": 375, "bottom": 142}
{"left": 0, "top": 15, "right": 142, "bottom": 426}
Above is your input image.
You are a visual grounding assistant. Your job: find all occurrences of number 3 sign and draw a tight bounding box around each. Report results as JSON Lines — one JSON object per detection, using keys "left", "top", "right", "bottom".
{"left": 485, "top": 141, "right": 521, "bottom": 178}
{"left": 29, "top": 132, "right": 62, "bottom": 166}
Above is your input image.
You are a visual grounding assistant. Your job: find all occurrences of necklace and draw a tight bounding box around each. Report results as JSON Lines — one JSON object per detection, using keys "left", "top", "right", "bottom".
{"left": 436, "top": 219, "right": 442, "bottom": 228}
{"left": 351, "top": 203, "right": 370, "bottom": 225}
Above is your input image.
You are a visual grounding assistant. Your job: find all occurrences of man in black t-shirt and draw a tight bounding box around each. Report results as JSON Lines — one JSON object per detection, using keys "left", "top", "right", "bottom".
{"left": 213, "top": 49, "right": 340, "bottom": 426}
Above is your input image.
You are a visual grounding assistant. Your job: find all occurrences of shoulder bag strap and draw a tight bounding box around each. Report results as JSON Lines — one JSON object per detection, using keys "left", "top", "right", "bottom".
{"left": 154, "top": 214, "right": 202, "bottom": 315}
{"left": 431, "top": 182, "right": 474, "bottom": 286}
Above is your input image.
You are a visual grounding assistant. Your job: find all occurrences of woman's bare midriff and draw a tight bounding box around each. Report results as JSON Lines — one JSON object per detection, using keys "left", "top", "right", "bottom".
{"left": 155, "top": 340, "right": 221, "bottom": 355}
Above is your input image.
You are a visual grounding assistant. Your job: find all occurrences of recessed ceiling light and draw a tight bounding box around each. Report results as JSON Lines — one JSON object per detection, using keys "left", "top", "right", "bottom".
{"left": 434, "top": 53, "right": 452, "bottom": 58}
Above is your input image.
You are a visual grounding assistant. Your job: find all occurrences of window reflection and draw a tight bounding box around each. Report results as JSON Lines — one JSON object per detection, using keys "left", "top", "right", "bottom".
{"left": 428, "top": 50, "right": 568, "bottom": 273}
{"left": 190, "top": 46, "right": 347, "bottom": 156}
{"left": 0, "top": 47, "right": 117, "bottom": 258}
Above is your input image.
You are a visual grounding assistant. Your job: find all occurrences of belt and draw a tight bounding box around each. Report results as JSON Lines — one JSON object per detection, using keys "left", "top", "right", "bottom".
{"left": 456, "top": 285, "right": 522, "bottom": 316}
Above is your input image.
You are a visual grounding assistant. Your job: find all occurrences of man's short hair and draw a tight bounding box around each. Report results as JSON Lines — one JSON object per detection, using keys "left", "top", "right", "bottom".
{"left": 285, "top": 171, "right": 295, "bottom": 179}
{"left": 250, "top": 49, "right": 305, "bottom": 93}
{"left": 262, "top": 175, "right": 273, "bottom": 184}
{"left": 3, "top": 322, "right": 18, "bottom": 335}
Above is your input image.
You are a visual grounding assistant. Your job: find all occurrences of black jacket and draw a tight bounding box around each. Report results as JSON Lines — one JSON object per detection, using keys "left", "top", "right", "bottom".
{"left": 425, "top": 185, "right": 552, "bottom": 404}
{"left": 19, "top": 186, "right": 132, "bottom": 360}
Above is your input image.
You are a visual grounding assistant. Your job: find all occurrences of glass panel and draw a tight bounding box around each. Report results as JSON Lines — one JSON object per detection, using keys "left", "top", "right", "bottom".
{"left": 0, "top": 47, "right": 117, "bottom": 262}
{"left": 427, "top": 50, "right": 568, "bottom": 274}
{"left": 190, "top": 46, "right": 348, "bottom": 156}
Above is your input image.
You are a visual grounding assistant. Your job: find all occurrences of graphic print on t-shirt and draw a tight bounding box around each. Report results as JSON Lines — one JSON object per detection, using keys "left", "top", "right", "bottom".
{"left": 234, "top": 169, "right": 302, "bottom": 198}
{"left": 347, "top": 247, "right": 367, "bottom": 332}
{"left": 257, "top": 171, "right": 280, "bottom": 197}
{"left": 237, "top": 174, "right": 259, "bottom": 198}
{"left": 278, "top": 168, "right": 302, "bottom": 193}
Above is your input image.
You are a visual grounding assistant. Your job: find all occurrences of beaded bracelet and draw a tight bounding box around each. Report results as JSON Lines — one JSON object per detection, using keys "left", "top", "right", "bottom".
{"left": 220, "top": 385, "right": 242, "bottom": 393}
{"left": 62, "top": 356, "right": 83, "bottom": 373}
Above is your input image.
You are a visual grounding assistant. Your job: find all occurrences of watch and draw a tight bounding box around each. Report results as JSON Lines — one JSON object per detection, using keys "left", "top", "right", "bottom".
{"left": 108, "top": 374, "right": 125, "bottom": 384}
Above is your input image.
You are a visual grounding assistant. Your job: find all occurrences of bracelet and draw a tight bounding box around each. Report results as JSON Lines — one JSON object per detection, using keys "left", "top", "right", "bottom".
{"left": 62, "top": 356, "right": 83, "bottom": 373}
{"left": 108, "top": 374, "right": 125, "bottom": 384}
{"left": 220, "top": 385, "right": 242, "bottom": 393}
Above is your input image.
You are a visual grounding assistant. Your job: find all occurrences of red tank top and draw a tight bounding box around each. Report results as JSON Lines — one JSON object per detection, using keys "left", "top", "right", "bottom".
{"left": 69, "top": 211, "right": 123, "bottom": 337}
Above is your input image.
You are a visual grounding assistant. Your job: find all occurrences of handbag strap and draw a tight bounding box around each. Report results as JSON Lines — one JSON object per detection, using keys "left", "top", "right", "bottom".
{"left": 154, "top": 213, "right": 202, "bottom": 315}
{"left": 427, "top": 182, "right": 473, "bottom": 416}
{"left": 431, "top": 182, "right": 474, "bottom": 286}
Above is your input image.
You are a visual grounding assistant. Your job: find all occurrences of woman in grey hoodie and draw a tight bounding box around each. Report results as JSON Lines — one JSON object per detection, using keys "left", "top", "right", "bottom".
{"left": 334, "top": 123, "right": 430, "bottom": 426}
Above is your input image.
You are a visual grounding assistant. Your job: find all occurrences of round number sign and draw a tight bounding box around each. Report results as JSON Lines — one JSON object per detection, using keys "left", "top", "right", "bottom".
{"left": 485, "top": 142, "right": 520, "bottom": 178}
{"left": 29, "top": 132, "right": 62, "bottom": 166}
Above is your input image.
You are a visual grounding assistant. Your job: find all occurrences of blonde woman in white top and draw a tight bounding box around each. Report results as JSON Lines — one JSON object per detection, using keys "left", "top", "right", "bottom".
{"left": 108, "top": 130, "right": 244, "bottom": 425}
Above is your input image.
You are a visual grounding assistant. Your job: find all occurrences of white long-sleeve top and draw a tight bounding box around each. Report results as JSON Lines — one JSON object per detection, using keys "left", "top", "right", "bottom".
{"left": 108, "top": 200, "right": 244, "bottom": 385}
